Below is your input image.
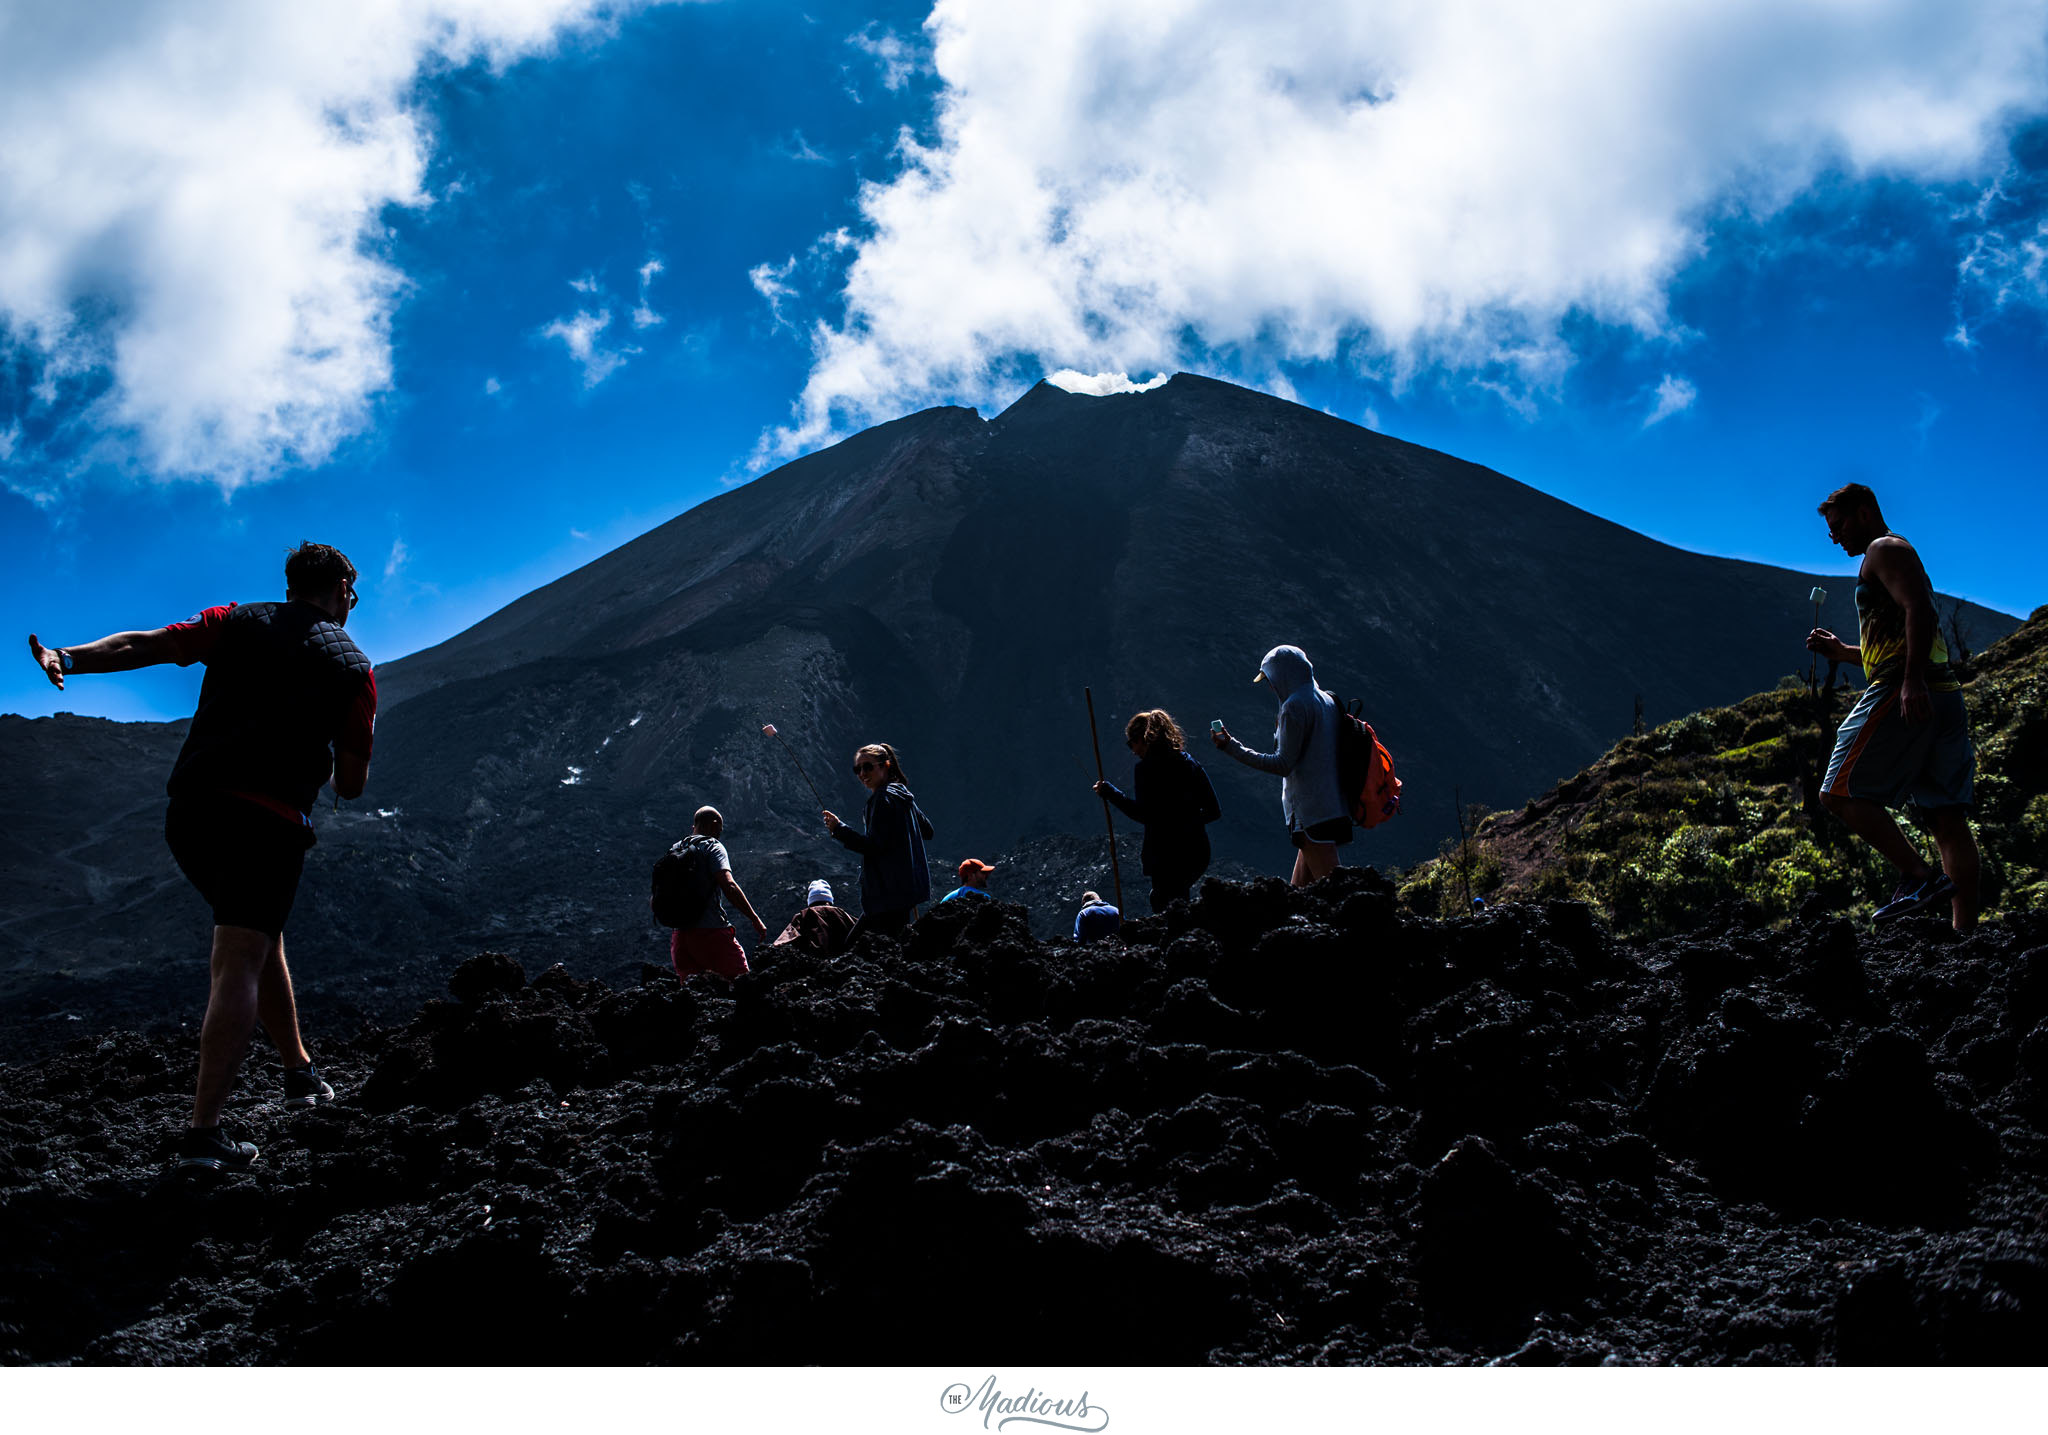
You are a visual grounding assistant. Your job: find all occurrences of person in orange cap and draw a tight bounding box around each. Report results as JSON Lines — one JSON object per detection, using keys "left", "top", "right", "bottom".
{"left": 939, "top": 858, "right": 997, "bottom": 904}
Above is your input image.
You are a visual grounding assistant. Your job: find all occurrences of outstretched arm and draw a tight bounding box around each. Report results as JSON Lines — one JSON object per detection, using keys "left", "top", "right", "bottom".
{"left": 27, "top": 629, "right": 182, "bottom": 690}
{"left": 1219, "top": 703, "right": 1309, "bottom": 776}
{"left": 719, "top": 870, "right": 769, "bottom": 936}
{"left": 1094, "top": 778, "right": 1143, "bottom": 823}
{"left": 824, "top": 812, "right": 869, "bottom": 853}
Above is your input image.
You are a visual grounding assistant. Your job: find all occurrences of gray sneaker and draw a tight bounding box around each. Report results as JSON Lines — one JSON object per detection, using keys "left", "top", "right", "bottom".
{"left": 283, "top": 1062, "right": 335, "bottom": 1108}
{"left": 176, "top": 1125, "right": 258, "bottom": 1172}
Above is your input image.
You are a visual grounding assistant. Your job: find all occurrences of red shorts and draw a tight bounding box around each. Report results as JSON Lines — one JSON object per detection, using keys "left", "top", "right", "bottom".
{"left": 672, "top": 926, "right": 748, "bottom": 981}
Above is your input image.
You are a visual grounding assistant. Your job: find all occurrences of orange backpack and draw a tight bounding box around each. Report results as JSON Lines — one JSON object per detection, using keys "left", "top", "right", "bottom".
{"left": 1333, "top": 697, "right": 1403, "bottom": 829}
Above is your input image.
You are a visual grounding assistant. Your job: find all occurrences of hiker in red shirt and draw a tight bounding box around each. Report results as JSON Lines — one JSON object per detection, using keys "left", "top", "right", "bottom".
{"left": 27, "top": 543, "right": 376, "bottom": 1172}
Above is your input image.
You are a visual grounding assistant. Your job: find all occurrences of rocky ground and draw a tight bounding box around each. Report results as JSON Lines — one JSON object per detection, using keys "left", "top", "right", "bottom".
{"left": 4, "top": 867, "right": 2046, "bottom": 1365}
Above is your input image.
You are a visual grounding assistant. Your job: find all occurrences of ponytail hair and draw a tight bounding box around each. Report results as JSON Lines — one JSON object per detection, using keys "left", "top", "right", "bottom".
{"left": 855, "top": 742, "right": 908, "bottom": 786}
{"left": 1123, "top": 709, "right": 1185, "bottom": 755}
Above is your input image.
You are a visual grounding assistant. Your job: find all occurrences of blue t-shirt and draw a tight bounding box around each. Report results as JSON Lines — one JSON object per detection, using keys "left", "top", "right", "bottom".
{"left": 940, "top": 885, "right": 990, "bottom": 903}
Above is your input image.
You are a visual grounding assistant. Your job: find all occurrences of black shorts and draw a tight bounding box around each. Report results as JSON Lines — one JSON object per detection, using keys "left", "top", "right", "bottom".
{"left": 1292, "top": 816, "right": 1354, "bottom": 849}
{"left": 165, "top": 796, "right": 312, "bottom": 937}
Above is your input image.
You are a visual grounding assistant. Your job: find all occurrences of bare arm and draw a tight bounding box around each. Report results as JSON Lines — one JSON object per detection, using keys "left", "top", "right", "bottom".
{"left": 1806, "top": 629, "right": 1859, "bottom": 665}
{"left": 27, "top": 629, "right": 183, "bottom": 690}
{"left": 333, "top": 751, "right": 370, "bottom": 801}
{"left": 1871, "top": 540, "right": 1938, "bottom": 674}
{"left": 719, "top": 870, "right": 768, "bottom": 935}
{"left": 1871, "top": 538, "right": 1939, "bottom": 721}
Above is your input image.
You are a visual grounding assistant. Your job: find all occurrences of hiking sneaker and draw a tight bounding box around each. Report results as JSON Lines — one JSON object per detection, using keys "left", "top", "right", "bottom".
{"left": 175, "top": 1125, "right": 258, "bottom": 1173}
{"left": 283, "top": 1062, "right": 335, "bottom": 1108}
{"left": 1873, "top": 871, "right": 1956, "bottom": 924}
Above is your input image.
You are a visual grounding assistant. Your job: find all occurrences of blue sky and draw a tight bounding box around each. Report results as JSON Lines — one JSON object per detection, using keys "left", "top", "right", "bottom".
{"left": 3, "top": 0, "right": 2045, "bottom": 722}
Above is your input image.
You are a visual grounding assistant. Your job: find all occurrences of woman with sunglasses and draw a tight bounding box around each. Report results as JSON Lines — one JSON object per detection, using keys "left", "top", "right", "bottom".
{"left": 822, "top": 742, "right": 935, "bottom": 941}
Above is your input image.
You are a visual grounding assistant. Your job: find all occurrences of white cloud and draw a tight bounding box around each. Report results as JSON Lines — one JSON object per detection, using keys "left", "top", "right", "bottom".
{"left": 1643, "top": 374, "right": 1697, "bottom": 428}
{"left": 569, "top": 272, "right": 603, "bottom": 295}
{"left": 483, "top": 375, "right": 502, "bottom": 395}
{"left": 750, "top": 257, "right": 800, "bottom": 329}
{"left": 0, "top": 1, "right": 651, "bottom": 492}
{"left": 764, "top": 0, "right": 2048, "bottom": 459}
{"left": 848, "top": 25, "right": 925, "bottom": 93}
{"left": 632, "top": 257, "right": 665, "bottom": 329}
{"left": 541, "top": 308, "right": 635, "bottom": 387}
{"left": 385, "top": 536, "right": 410, "bottom": 580}
{"left": 1045, "top": 369, "right": 1170, "bottom": 396}
{"left": 774, "top": 131, "right": 832, "bottom": 165}
{"left": 1951, "top": 151, "right": 2048, "bottom": 346}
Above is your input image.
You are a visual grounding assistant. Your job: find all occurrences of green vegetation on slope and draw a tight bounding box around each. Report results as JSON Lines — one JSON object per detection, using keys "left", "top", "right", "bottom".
{"left": 1399, "top": 606, "right": 2048, "bottom": 935}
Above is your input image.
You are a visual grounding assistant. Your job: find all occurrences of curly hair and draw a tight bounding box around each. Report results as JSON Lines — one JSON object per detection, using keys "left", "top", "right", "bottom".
{"left": 1124, "top": 709, "right": 1185, "bottom": 754}
{"left": 284, "top": 542, "right": 357, "bottom": 598}
{"left": 854, "top": 742, "right": 908, "bottom": 785}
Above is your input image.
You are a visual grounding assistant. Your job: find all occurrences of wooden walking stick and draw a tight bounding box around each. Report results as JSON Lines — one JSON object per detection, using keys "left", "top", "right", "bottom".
{"left": 1084, "top": 686, "right": 1124, "bottom": 912}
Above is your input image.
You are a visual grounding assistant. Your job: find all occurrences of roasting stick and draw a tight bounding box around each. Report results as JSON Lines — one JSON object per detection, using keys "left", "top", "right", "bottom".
{"left": 761, "top": 723, "right": 828, "bottom": 810}
{"left": 1084, "top": 686, "right": 1125, "bottom": 913}
{"left": 1808, "top": 586, "right": 1828, "bottom": 692}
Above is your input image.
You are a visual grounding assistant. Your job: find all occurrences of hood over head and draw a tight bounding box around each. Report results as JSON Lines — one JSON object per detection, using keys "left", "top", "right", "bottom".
{"left": 1256, "top": 645, "right": 1315, "bottom": 700}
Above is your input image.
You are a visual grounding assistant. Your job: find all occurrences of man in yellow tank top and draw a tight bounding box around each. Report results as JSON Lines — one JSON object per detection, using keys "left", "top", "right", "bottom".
{"left": 1806, "top": 483, "right": 1978, "bottom": 931}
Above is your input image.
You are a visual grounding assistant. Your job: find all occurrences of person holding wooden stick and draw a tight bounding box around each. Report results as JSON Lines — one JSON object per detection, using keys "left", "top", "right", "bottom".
{"left": 1213, "top": 644, "right": 1350, "bottom": 886}
{"left": 823, "top": 742, "right": 935, "bottom": 942}
{"left": 1094, "top": 709, "right": 1221, "bottom": 912}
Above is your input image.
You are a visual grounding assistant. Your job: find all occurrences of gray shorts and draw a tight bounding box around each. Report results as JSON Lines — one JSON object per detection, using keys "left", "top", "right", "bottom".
{"left": 1823, "top": 683, "right": 1974, "bottom": 811}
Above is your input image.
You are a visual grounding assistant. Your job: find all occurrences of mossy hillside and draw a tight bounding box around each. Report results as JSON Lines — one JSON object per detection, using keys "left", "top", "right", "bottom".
{"left": 1399, "top": 606, "right": 2048, "bottom": 936}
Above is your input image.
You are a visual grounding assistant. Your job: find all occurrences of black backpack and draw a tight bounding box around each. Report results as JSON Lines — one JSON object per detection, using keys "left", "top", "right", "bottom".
{"left": 650, "top": 835, "right": 720, "bottom": 928}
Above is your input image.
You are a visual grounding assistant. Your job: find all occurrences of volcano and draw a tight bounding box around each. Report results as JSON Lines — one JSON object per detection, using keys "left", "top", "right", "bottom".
{"left": 0, "top": 374, "right": 2018, "bottom": 1044}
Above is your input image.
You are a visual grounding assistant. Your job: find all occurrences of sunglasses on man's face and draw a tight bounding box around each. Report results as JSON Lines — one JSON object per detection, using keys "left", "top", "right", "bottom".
{"left": 343, "top": 582, "right": 360, "bottom": 609}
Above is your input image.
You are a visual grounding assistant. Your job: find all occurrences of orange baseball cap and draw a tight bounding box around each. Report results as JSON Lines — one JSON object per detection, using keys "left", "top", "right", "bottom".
{"left": 958, "top": 858, "right": 996, "bottom": 881}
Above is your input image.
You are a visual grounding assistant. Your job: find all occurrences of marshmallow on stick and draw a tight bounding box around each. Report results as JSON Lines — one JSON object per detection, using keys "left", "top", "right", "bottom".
{"left": 763, "top": 723, "right": 828, "bottom": 809}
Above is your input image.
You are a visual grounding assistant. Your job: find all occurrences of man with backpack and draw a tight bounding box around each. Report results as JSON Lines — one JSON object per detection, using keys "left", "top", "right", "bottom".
{"left": 651, "top": 806, "right": 768, "bottom": 982}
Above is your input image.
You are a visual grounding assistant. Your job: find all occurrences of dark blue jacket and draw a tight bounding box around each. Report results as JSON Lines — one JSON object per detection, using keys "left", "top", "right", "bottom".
{"left": 1074, "top": 902, "right": 1121, "bottom": 943}
{"left": 1099, "top": 748, "right": 1221, "bottom": 880}
{"left": 831, "top": 782, "right": 934, "bottom": 915}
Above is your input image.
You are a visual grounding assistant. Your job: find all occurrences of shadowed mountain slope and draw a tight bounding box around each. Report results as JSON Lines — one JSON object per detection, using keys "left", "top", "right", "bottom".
{"left": 0, "top": 374, "right": 2019, "bottom": 1048}
{"left": 369, "top": 372, "right": 2015, "bottom": 871}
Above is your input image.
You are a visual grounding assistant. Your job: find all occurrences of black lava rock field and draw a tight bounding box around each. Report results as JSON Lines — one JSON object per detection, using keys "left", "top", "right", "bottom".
{"left": 5, "top": 869, "right": 2047, "bottom": 1365}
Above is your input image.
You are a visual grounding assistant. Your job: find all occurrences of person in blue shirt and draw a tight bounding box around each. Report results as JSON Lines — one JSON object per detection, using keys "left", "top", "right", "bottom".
{"left": 940, "top": 858, "right": 996, "bottom": 903}
{"left": 1074, "top": 890, "right": 1121, "bottom": 943}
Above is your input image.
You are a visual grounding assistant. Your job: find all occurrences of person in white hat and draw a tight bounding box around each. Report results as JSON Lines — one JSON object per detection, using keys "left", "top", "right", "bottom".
{"left": 768, "top": 876, "right": 857, "bottom": 958}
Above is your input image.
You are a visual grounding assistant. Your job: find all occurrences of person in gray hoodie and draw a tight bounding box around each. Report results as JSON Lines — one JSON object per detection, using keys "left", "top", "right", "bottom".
{"left": 1212, "top": 644, "right": 1352, "bottom": 886}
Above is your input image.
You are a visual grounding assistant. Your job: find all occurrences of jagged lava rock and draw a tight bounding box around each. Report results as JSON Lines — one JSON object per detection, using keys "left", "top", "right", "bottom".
{"left": 3, "top": 870, "right": 2045, "bottom": 1365}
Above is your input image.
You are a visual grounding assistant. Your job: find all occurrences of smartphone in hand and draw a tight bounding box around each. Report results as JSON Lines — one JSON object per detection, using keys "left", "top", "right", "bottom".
{"left": 1209, "top": 719, "right": 1224, "bottom": 734}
